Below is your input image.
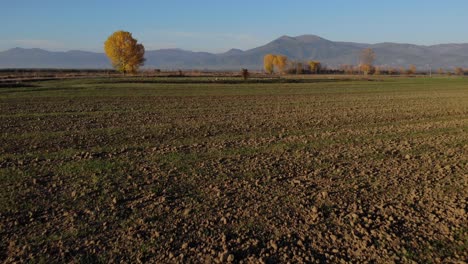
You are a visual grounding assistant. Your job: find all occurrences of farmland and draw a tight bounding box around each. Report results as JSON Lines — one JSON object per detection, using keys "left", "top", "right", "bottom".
{"left": 1, "top": 76, "right": 467, "bottom": 263}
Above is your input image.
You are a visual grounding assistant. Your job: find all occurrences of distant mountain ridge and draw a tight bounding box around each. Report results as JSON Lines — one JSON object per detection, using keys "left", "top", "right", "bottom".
{"left": 1, "top": 35, "right": 468, "bottom": 69}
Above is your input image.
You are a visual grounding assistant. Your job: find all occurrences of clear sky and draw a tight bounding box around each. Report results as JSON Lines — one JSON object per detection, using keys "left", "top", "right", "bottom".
{"left": 1, "top": 0, "right": 468, "bottom": 52}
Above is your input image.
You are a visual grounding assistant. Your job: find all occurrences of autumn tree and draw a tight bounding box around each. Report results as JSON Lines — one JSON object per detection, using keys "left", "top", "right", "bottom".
{"left": 264, "top": 54, "right": 289, "bottom": 74}
{"left": 408, "top": 64, "right": 417, "bottom": 75}
{"left": 454, "top": 67, "right": 465, "bottom": 76}
{"left": 437, "top": 68, "right": 445, "bottom": 75}
{"left": 359, "top": 64, "right": 375, "bottom": 75}
{"left": 263, "top": 54, "right": 275, "bottom": 74}
{"left": 308, "top": 61, "right": 321, "bottom": 74}
{"left": 359, "top": 48, "right": 376, "bottom": 75}
{"left": 274, "top": 55, "right": 288, "bottom": 74}
{"left": 104, "top": 31, "right": 145, "bottom": 74}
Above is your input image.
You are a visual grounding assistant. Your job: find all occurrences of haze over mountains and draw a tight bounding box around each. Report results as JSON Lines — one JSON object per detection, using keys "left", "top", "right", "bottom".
{"left": 1, "top": 35, "right": 468, "bottom": 70}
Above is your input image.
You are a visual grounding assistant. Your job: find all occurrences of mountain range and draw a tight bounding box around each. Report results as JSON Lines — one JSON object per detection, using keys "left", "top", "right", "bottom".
{"left": 1, "top": 35, "right": 468, "bottom": 70}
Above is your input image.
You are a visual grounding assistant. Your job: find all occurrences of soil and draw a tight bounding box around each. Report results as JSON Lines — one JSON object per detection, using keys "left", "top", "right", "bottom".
{"left": 0, "top": 77, "right": 467, "bottom": 263}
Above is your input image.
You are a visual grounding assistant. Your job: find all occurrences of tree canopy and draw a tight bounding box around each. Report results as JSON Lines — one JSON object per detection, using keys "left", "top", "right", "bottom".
{"left": 263, "top": 54, "right": 288, "bottom": 74}
{"left": 104, "top": 31, "right": 145, "bottom": 73}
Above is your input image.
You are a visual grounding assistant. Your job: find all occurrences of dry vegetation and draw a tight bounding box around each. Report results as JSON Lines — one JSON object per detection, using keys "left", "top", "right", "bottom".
{"left": 0, "top": 77, "right": 467, "bottom": 263}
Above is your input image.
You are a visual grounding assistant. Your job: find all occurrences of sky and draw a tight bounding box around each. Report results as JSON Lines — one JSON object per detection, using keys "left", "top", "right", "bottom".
{"left": 1, "top": 0, "right": 468, "bottom": 52}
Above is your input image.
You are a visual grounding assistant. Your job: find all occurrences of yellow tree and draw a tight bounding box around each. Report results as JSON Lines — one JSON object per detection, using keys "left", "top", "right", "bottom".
{"left": 263, "top": 54, "right": 275, "bottom": 74}
{"left": 104, "top": 31, "right": 145, "bottom": 74}
{"left": 359, "top": 64, "right": 375, "bottom": 75}
{"left": 408, "top": 64, "right": 417, "bottom": 75}
{"left": 274, "top": 55, "right": 288, "bottom": 74}
{"left": 308, "top": 61, "right": 321, "bottom": 74}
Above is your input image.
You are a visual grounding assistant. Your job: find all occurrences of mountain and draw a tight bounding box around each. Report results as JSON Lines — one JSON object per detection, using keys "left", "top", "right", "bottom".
{"left": 0, "top": 47, "right": 108, "bottom": 68}
{"left": 1, "top": 35, "right": 468, "bottom": 69}
{"left": 220, "top": 49, "right": 244, "bottom": 56}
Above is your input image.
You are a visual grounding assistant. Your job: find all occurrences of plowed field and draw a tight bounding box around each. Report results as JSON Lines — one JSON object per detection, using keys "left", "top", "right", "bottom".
{"left": 1, "top": 77, "right": 467, "bottom": 263}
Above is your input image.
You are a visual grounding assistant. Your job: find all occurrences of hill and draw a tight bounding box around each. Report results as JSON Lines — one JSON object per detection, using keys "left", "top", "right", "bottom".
{"left": 1, "top": 35, "right": 468, "bottom": 69}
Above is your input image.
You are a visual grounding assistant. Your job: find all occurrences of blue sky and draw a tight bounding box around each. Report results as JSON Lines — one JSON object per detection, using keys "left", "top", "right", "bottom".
{"left": 1, "top": 0, "right": 468, "bottom": 52}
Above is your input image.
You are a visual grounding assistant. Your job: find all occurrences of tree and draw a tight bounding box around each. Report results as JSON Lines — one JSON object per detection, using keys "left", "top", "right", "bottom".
{"left": 359, "top": 48, "right": 376, "bottom": 75}
{"left": 359, "top": 64, "right": 375, "bottom": 75}
{"left": 408, "top": 64, "right": 417, "bottom": 75}
{"left": 437, "top": 68, "right": 445, "bottom": 75}
{"left": 308, "top": 61, "right": 321, "bottom": 74}
{"left": 360, "top": 48, "right": 376, "bottom": 66}
{"left": 296, "top": 62, "right": 304, "bottom": 74}
{"left": 264, "top": 54, "right": 288, "bottom": 74}
{"left": 399, "top": 67, "right": 406, "bottom": 75}
{"left": 241, "top": 68, "right": 249, "bottom": 80}
{"left": 454, "top": 67, "right": 465, "bottom": 76}
{"left": 263, "top": 54, "right": 275, "bottom": 74}
{"left": 340, "top": 64, "right": 354, "bottom": 74}
{"left": 104, "top": 31, "right": 145, "bottom": 74}
{"left": 274, "top": 55, "right": 288, "bottom": 74}
{"left": 374, "top": 66, "right": 381, "bottom": 75}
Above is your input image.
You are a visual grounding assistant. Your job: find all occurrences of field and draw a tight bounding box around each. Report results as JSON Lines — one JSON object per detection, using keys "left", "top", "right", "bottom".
{"left": 1, "top": 77, "right": 467, "bottom": 263}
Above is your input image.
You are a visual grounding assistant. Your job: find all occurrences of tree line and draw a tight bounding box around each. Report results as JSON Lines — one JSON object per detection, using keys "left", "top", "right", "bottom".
{"left": 263, "top": 48, "right": 468, "bottom": 76}
{"left": 263, "top": 54, "right": 323, "bottom": 75}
